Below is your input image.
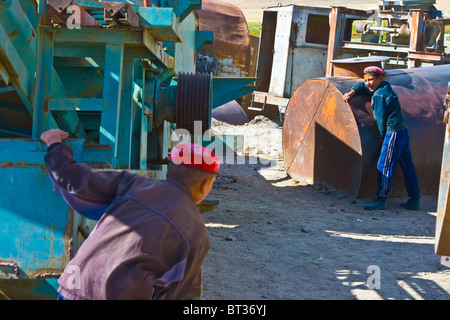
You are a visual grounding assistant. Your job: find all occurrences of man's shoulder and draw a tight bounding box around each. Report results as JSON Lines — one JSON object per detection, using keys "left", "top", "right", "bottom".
{"left": 374, "top": 81, "right": 394, "bottom": 96}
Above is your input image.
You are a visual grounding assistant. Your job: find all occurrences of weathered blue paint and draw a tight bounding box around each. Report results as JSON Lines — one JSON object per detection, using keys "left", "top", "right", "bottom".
{"left": 0, "top": 139, "right": 86, "bottom": 279}
{"left": 195, "top": 30, "right": 214, "bottom": 51}
{"left": 139, "top": 7, "right": 180, "bottom": 42}
{"left": 212, "top": 77, "right": 257, "bottom": 109}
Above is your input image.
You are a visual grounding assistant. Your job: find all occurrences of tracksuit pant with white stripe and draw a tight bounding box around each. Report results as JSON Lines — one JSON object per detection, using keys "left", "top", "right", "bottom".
{"left": 376, "top": 128, "right": 421, "bottom": 200}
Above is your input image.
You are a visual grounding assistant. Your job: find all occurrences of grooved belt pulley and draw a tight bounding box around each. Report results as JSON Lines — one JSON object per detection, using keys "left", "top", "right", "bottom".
{"left": 175, "top": 72, "right": 212, "bottom": 136}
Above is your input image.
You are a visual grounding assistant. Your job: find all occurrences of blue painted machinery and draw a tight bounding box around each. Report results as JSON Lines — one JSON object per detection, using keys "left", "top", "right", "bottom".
{"left": 0, "top": 0, "right": 255, "bottom": 299}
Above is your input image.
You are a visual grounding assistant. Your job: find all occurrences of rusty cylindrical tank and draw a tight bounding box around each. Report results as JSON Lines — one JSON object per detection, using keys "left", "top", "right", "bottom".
{"left": 283, "top": 64, "right": 450, "bottom": 198}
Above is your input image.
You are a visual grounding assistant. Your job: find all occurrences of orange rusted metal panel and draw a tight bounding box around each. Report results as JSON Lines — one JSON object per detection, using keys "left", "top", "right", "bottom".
{"left": 330, "top": 57, "right": 390, "bottom": 78}
{"left": 196, "top": 0, "right": 256, "bottom": 78}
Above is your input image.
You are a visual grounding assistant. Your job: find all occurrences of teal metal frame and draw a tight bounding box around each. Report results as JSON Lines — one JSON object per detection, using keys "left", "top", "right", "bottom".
{"left": 0, "top": 0, "right": 255, "bottom": 299}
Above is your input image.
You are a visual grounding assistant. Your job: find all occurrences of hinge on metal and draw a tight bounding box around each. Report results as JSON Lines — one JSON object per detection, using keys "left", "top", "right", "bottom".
{"left": 102, "top": 1, "right": 140, "bottom": 27}
{"left": 248, "top": 92, "right": 267, "bottom": 111}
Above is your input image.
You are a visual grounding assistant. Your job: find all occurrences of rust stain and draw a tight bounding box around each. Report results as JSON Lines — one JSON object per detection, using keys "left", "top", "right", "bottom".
{"left": 0, "top": 161, "right": 46, "bottom": 169}
{"left": 196, "top": 0, "right": 254, "bottom": 78}
{"left": 30, "top": 268, "right": 64, "bottom": 279}
{"left": 63, "top": 208, "right": 75, "bottom": 263}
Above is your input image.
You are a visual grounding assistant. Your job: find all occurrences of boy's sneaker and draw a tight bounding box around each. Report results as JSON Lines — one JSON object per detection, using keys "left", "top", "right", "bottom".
{"left": 364, "top": 198, "right": 386, "bottom": 210}
{"left": 400, "top": 198, "right": 420, "bottom": 210}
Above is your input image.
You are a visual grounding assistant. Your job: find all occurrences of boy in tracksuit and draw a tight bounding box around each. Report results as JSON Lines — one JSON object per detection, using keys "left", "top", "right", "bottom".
{"left": 343, "top": 66, "right": 421, "bottom": 210}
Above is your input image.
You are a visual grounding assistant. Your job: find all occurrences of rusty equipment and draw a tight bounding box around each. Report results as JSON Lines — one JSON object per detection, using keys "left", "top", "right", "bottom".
{"left": 251, "top": 5, "right": 331, "bottom": 119}
{"left": 251, "top": 2, "right": 450, "bottom": 121}
{"left": 327, "top": 1, "right": 450, "bottom": 74}
{"left": 283, "top": 62, "right": 450, "bottom": 199}
{"left": 195, "top": 0, "right": 258, "bottom": 122}
{"left": 435, "top": 82, "right": 450, "bottom": 265}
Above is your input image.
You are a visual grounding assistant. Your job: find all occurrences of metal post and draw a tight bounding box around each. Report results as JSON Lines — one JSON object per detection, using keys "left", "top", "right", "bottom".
{"left": 116, "top": 58, "right": 134, "bottom": 169}
{"left": 32, "top": 1, "right": 56, "bottom": 138}
{"left": 100, "top": 43, "right": 124, "bottom": 167}
{"left": 326, "top": 7, "right": 344, "bottom": 77}
{"left": 408, "top": 10, "right": 426, "bottom": 68}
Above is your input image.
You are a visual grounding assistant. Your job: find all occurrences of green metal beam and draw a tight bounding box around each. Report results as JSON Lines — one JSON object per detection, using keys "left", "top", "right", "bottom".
{"left": 52, "top": 27, "right": 143, "bottom": 45}
{"left": 0, "top": 22, "right": 33, "bottom": 112}
{"left": 195, "top": 30, "right": 214, "bottom": 51}
{"left": 32, "top": 27, "right": 58, "bottom": 137}
{"left": 212, "top": 77, "right": 257, "bottom": 109}
{"left": 139, "top": 7, "right": 180, "bottom": 42}
{"left": 48, "top": 98, "right": 106, "bottom": 112}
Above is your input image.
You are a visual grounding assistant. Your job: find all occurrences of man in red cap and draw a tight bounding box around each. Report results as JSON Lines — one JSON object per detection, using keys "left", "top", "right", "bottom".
{"left": 40, "top": 129, "right": 219, "bottom": 300}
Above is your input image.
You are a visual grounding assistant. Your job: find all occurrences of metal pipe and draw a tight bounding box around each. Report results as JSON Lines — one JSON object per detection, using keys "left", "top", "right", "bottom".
{"left": 283, "top": 64, "right": 450, "bottom": 198}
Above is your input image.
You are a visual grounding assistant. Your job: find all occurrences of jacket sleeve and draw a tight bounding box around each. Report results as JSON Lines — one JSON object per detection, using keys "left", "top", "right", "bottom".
{"left": 44, "top": 143, "right": 134, "bottom": 220}
{"left": 372, "top": 95, "right": 388, "bottom": 137}
{"left": 351, "top": 82, "right": 371, "bottom": 96}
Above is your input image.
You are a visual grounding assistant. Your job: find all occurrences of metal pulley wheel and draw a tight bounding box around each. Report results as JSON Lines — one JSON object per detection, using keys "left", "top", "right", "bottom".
{"left": 175, "top": 72, "right": 212, "bottom": 137}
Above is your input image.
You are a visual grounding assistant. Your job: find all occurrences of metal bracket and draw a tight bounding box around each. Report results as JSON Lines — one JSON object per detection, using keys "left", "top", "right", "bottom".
{"left": 102, "top": 1, "right": 140, "bottom": 27}
{"left": 0, "top": 261, "right": 19, "bottom": 279}
{"left": 47, "top": 0, "right": 101, "bottom": 27}
{"left": 248, "top": 91, "right": 267, "bottom": 111}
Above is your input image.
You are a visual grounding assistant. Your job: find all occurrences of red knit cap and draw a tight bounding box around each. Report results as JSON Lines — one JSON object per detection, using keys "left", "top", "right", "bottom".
{"left": 363, "top": 66, "right": 385, "bottom": 76}
{"left": 169, "top": 143, "right": 220, "bottom": 174}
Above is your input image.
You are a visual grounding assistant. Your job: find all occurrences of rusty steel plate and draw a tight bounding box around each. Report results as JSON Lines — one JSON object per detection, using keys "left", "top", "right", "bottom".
{"left": 330, "top": 56, "right": 390, "bottom": 78}
{"left": 211, "top": 100, "right": 249, "bottom": 125}
{"left": 283, "top": 78, "right": 372, "bottom": 197}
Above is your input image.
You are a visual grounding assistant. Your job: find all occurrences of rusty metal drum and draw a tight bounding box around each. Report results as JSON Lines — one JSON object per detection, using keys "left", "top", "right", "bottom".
{"left": 283, "top": 64, "right": 450, "bottom": 198}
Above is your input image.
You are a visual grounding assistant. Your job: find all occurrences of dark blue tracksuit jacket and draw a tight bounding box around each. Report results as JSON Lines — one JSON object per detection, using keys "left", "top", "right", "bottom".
{"left": 351, "top": 81, "right": 420, "bottom": 199}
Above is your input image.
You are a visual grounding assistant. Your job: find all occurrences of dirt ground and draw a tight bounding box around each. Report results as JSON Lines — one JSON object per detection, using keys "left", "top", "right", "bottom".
{"left": 200, "top": 117, "right": 450, "bottom": 300}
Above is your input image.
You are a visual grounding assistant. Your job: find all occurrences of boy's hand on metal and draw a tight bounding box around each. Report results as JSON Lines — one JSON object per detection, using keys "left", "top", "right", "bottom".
{"left": 40, "top": 129, "right": 69, "bottom": 147}
{"left": 343, "top": 90, "right": 355, "bottom": 102}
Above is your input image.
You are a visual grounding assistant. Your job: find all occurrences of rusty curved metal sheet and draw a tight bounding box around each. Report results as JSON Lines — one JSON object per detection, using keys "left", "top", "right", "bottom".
{"left": 212, "top": 100, "right": 249, "bottom": 125}
{"left": 196, "top": 0, "right": 257, "bottom": 78}
{"left": 283, "top": 64, "right": 450, "bottom": 198}
{"left": 196, "top": 0, "right": 258, "bottom": 120}
{"left": 197, "top": 0, "right": 250, "bottom": 47}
